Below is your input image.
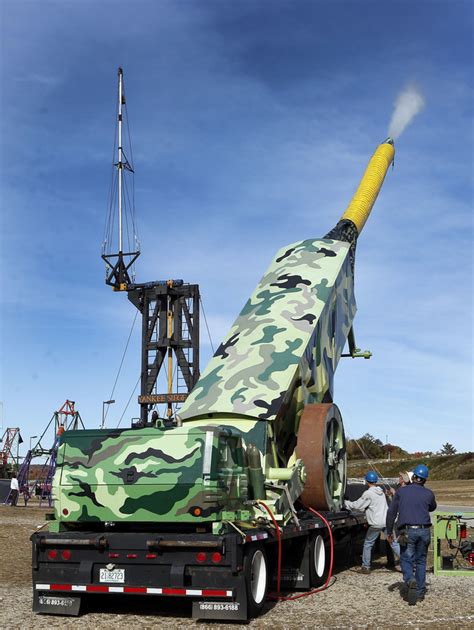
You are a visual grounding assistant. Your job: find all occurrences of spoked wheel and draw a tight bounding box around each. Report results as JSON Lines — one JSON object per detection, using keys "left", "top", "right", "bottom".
{"left": 243, "top": 546, "right": 268, "bottom": 618}
{"left": 296, "top": 403, "right": 347, "bottom": 511}
{"left": 309, "top": 533, "right": 330, "bottom": 587}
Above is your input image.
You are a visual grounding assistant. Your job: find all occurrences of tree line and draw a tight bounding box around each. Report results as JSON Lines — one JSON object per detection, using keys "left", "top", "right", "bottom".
{"left": 347, "top": 433, "right": 457, "bottom": 460}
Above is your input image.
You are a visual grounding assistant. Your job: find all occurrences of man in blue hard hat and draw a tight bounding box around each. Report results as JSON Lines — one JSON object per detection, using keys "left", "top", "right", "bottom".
{"left": 386, "top": 464, "right": 437, "bottom": 605}
{"left": 345, "top": 471, "right": 400, "bottom": 573}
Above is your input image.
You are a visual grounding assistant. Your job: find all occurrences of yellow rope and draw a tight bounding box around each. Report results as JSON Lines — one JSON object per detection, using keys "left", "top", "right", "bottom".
{"left": 341, "top": 142, "right": 395, "bottom": 233}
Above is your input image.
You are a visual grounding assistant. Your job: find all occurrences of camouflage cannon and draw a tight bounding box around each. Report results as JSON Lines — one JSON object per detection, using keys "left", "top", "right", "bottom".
{"left": 52, "top": 138, "right": 395, "bottom": 529}
{"left": 33, "top": 137, "right": 395, "bottom": 622}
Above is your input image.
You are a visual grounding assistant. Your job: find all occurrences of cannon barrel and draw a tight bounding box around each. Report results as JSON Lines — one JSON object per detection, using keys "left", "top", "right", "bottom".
{"left": 341, "top": 137, "right": 394, "bottom": 234}
{"left": 325, "top": 138, "right": 395, "bottom": 248}
{"left": 179, "top": 138, "right": 394, "bottom": 470}
{"left": 54, "top": 137, "right": 397, "bottom": 529}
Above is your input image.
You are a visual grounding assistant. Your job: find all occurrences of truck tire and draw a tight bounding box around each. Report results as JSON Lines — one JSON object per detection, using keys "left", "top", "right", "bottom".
{"left": 309, "top": 533, "right": 330, "bottom": 587}
{"left": 244, "top": 545, "right": 268, "bottom": 618}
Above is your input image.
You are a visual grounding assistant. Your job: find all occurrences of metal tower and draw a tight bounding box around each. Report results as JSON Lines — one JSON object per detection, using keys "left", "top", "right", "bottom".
{"left": 0, "top": 427, "right": 22, "bottom": 477}
{"left": 128, "top": 280, "right": 200, "bottom": 424}
{"left": 102, "top": 69, "right": 200, "bottom": 426}
{"left": 102, "top": 67, "right": 140, "bottom": 291}
{"left": 8, "top": 400, "right": 85, "bottom": 506}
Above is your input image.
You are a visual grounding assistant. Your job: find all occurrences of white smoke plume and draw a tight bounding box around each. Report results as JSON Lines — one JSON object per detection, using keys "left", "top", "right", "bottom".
{"left": 388, "top": 83, "right": 425, "bottom": 139}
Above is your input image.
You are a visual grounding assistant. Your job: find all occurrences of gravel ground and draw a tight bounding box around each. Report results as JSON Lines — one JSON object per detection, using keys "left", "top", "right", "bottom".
{"left": 1, "top": 502, "right": 473, "bottom": 629}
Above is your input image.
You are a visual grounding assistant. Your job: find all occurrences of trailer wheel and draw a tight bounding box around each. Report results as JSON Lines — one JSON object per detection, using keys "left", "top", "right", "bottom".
{"left": 309, "top": 534, "right": 330, "bottom": 587}
{"left": 244, "top": 545, "right": 268, "bottom": 618}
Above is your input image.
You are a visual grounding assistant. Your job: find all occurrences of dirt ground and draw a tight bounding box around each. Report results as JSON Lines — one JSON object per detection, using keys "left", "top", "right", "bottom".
{"left": 428, "top": 479, "right": 474, "bottom": 506}
{"left": 1, "top": 480, "right": 473, "bottom": 629}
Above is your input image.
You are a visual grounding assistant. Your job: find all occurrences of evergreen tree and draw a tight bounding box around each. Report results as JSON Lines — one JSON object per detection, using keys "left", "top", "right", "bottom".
{"left": 439, "top": 442, "right": 457, "bottom": 455}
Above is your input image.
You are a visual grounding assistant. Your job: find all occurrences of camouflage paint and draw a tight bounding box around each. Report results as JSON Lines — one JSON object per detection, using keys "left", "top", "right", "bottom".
{"left": 54, "top": 420, "right": 265, "bottom": 524}
{"left": 54, "top": 239, "right": 355, "bottom": 524}
{"left": 52, "top": 140, "right": 394, "bottom": 525}
{"left": 179, "top": 238, "right": 356, "bottom": 462}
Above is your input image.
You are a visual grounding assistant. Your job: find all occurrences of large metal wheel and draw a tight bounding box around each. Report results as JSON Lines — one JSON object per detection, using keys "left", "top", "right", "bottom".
{"left": 296, "top": 403, "right": 346, "bottom": 511}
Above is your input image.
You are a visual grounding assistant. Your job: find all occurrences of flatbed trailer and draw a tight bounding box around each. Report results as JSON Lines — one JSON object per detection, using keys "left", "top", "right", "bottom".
{"left": 31, "top": 509, "right": 366, "bottom": 621}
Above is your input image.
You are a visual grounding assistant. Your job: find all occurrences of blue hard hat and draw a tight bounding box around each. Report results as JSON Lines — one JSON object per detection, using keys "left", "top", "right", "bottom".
{"left": 365, "top": 471, "right": 378, "bottom": 483}
{"left": 413, "top": 464, "right": 429, "bottom": 480}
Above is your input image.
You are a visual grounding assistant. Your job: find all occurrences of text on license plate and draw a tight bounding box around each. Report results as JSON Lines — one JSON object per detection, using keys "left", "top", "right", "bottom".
{"left": 39, "top": 595, "right": 74, "bottom": 607}
{"left": 100, "top": 568, "right": 125, "bottom": 583}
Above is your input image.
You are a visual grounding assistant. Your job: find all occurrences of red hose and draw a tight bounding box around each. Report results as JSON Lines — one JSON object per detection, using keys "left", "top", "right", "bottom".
{"left": 257, "top": 501, "right": 335, "bottom": 601}
{"left": 256, "top": 501, "right": 282, "bottom": 596}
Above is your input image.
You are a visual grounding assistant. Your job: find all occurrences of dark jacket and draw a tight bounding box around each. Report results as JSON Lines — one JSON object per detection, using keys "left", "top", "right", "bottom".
{"left": 386, "top": 483, "right": 436, "bottom": 534}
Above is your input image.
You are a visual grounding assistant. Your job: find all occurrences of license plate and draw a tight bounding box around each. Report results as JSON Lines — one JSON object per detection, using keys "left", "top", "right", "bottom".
{"left": 99, "top": 568, "right": 125, "bottom": 583}
{"left": 39, "top": 595, "right": 75, "bottom": 607}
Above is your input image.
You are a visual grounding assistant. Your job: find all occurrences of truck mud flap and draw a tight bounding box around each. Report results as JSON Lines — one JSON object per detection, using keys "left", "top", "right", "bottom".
{"left": 193, "top": 600, "right": 246, "bottom": 621}
{"left": 193, "top": 575, "right": 248, "bottom": 621}
{"left": 33, "top": 589, "right": 81, "bottom": 616}
{"left": 270, "top": 536, "right": 311, "bottom": 591}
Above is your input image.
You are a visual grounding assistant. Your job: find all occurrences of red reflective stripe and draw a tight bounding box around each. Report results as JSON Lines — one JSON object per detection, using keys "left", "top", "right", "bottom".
{"left": 202, "top": 589, "right": 228, "bottom": 598}
{"left": 87, "top": 585, "right": 109, "bottom": 592}
{"left": 49, "top": 584, "right": 231, "bottom": 597}
{"left": 162, "top": 587, "right": 186, "bottom": 596}
{"left": 124, "top": 587, "right": 147, "bottom": 594}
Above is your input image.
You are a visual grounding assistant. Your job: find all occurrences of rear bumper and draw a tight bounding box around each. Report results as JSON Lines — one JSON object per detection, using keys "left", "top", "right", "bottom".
{"left": 34, "top": 582, "right": 233, "bottom": 598}
{"left": 31, "top": 529, "right": 247, "bottom": 618}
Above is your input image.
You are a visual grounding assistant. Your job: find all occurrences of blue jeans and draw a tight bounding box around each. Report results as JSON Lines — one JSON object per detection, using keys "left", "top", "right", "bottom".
{"left": 362, "top": 526, "right": 401, "bottom": 568}
{"left": 400, "top": 528, "right": 431, "bottom": 596}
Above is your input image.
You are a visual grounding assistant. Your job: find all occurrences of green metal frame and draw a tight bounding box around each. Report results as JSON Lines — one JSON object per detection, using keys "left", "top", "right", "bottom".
{"left": 433, "top": 511, "right": 474, "bottom": 576}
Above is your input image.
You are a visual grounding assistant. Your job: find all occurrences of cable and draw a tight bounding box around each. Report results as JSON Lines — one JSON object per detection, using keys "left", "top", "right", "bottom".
{"left": 277, "top": 507, "right": 335, "bottom": 601}
{"left": 117, "top": 374, "right": 141, "bottom": 428}
{"left": 103, "top": 95, "right": 119, "bottom": 256}
{"left": 255, "top": 501, "right": 336, "bottom": 602}
{"left": 344, "top": 425, "right": 393, "bottom": 492}
{"left": 303, "top": 507, "right": 335, "bottom": 592}
{"left": 105, "top": 310, "right": 139, "bottom": 423}
{"left": 255, "top": 501, "right": 282, "bottom": 596}
{"left": 124, "top": 95, "right": 139, "bottom": 249}
{"left": 199, "top": 297, "right": 215, "bottom": 354}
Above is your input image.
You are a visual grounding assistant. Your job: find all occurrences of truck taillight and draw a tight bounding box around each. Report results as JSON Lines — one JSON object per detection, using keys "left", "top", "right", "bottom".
{"left": 127, "top": 554, "right": 138, "bottom": 559}
{"left": 109, "top": 553, "right": 120, "bottom": 558}
{"left": 146, "top": 554, "right": 157, "bottom": 559}
{"left": 47, "top": 550, "right": 57, "bottom": 560}
{"left": 211, "top": 552, "right": 222, "bottom": 564}
{"left": 61, "top": 550, "right": 71, "bottom": 560}
{"left": 196, "top": 552, "right": 206, "bottom": 563}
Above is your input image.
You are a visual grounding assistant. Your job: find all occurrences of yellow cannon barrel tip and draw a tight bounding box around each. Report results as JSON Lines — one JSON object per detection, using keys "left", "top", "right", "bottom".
{"left": 340, "top": 139, "right": 395, "bottom": 234}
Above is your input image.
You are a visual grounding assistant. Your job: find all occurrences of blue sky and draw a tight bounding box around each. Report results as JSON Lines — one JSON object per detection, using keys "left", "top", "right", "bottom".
{"left": 0, "top": 1, "right": 472, "bottom": 455}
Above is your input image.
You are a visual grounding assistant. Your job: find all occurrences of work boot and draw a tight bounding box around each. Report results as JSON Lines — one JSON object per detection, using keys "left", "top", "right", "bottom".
{"left": 360, "top": 567, "right": 370, "bottom": 574}
{"left": 407, "top": 578, "right": 417, "bottom": 606}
